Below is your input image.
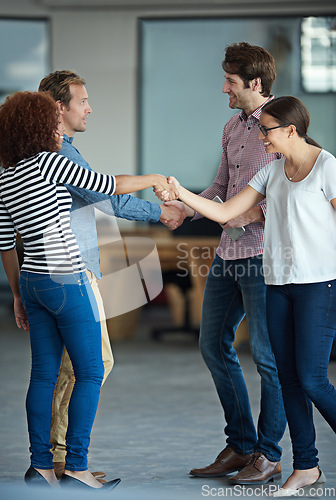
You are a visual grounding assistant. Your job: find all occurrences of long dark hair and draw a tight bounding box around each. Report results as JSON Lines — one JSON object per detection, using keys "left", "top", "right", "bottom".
{"left": 262, "top": 96, "right": 321, "bottom": 148}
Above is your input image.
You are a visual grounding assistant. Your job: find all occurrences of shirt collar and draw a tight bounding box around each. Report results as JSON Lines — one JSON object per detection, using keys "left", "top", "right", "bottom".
{"left": 63, "top": 133, "right": 74, "bottom": 144}
{"left": 239, "top": 95, "right": 275, "bottom": 122}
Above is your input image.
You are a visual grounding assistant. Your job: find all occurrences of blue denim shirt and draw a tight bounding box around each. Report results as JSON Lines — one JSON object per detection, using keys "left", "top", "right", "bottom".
{"left": 61, "top": 134, "right": 161, "bottom": 278}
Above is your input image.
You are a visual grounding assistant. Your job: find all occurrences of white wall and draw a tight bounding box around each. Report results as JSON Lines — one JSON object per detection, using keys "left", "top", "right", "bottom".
{"left": 52, "top": 10, "right": 139, "bottom": 177}
{"left": 0, "top": 0, "right": 335, "bottom": 178}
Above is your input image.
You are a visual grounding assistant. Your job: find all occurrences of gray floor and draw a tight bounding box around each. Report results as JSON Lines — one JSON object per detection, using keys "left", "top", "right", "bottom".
{"left": 1, "top": 303, "right": 336, "bottom": 499}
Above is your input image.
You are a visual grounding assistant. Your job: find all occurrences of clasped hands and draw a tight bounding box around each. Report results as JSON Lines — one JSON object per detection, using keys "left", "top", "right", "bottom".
{"left": 154, "top": 175, "right": 180, "bottom": 202}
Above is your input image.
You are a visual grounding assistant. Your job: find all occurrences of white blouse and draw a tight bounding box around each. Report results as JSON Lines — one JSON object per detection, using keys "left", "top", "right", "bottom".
{"left": 249, "top": 149, "right": 336, "bottom": 285}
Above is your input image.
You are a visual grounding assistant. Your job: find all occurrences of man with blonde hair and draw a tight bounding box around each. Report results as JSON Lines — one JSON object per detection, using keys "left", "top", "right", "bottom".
{"left": 39, "top": 70, "right": 186, "bottom": 480}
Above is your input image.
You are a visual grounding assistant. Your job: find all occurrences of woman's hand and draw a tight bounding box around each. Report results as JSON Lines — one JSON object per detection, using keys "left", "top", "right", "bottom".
{"left": 14, "top": 296, "right": 29, "bottom": 331}
{"left": 167, "top": 176, "right": 180, "bottom": 195}
{"left": 153, "top": 175, "right": 179, "bottom": 201}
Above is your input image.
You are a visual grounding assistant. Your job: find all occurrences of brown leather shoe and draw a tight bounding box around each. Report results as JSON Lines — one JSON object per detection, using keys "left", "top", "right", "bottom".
{"left": 53, "top": 462, "right": 107, "bottom": 481}
{"left": 189, "top": 447, "right": 252, "bottom": 478}
{"left": 54, "top": 462, "right": 66, "bottom": 480}
{"left": 228, "top": 452, "right": 281, "bottom": 484}
{"left": 96, "top": 477, "right": 108, "bottom": 484}
{"left": 91, "top": 471, "right": 107, "bottom": 480}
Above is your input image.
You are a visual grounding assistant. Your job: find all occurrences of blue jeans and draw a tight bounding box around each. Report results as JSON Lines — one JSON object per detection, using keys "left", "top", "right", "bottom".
{"left": 199, "top": 255, "right": 286, "bottom": 461}
{"left": 19, "top": 271, "right": 104, "bottom": 471}
{"left": 266, "top": 281, "right": 336, "bottom": 469}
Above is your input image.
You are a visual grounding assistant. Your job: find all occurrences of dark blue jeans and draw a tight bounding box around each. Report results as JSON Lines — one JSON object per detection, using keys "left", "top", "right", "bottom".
{"left": 199, "top": 255, "right": 286, "bottom": 461}
{"left": 267, "top": 281, "right": 336, "bottom": 469}
{"left": 19, "top": 271, "right": 104, "bottom": 471}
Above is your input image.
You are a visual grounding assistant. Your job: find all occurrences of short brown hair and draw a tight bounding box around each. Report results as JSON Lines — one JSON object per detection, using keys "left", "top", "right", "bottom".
{"left": 0, "top": 91, "right": 59, "bottom": 169}
{"left": 39, "top": 70, "right": 86, "bottom": 107}
{"left": 222, "top": 42, "right": 276, "bottom": 97}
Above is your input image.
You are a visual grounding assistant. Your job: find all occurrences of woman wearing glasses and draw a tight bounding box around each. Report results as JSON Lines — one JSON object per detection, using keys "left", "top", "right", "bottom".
{"left": 161, "top": 96, "right": 336, "bottom": 497}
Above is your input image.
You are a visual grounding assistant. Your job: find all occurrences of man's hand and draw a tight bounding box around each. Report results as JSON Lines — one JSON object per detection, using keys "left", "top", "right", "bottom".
{"left": 160, "top": 201, "right": 187, "bottom": 230}
{"left": 223, "top": 206, "right": 264, "bottom": 229}
{"left": 166, "top": 200, "right": 195, "bottom": 218}
{"left": 153, "top": 175, "right": 179, "bottom": 201}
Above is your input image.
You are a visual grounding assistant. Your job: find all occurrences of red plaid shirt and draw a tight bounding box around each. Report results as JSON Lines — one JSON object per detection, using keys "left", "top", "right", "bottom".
{"left": 194, "top": 97, "right": 281, "bottom": 261}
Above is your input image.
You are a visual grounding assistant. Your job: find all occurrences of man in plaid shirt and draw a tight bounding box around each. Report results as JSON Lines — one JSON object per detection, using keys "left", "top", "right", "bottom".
{"left": 173, "top": 42, "right": 286, "bottom": 485}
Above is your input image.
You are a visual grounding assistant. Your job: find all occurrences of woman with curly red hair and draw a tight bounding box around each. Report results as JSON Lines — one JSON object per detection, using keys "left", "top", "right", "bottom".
{"left": 0, "top": 91, "right": 176, "bottom": 490}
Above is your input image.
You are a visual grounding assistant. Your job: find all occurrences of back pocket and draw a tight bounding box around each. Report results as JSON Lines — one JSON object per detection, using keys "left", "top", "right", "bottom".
{"left": 33, "top": 284, "right": 66, "bottom": 314}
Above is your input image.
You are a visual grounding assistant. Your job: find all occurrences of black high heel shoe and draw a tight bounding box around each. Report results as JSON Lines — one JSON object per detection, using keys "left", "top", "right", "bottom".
{"left": 60, "top": 473, "right": 121, "bottom": 490}
{"left": 24, "top": 466, "right": 51, "bottom": 487}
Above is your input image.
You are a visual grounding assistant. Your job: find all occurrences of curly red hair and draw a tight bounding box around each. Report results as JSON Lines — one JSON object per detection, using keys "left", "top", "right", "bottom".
{"left": 0, "top": 91, "right": 59, "bottom": 169}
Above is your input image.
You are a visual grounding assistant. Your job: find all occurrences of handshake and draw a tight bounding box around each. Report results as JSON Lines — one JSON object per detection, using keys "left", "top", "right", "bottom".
{"left": 153, "top": 175, "right": 180, "bottom": 202}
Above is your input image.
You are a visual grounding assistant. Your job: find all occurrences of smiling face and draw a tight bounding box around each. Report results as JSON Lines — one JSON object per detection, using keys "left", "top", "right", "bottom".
{"left": 222, "top": 72, "right": 253, "bottom": 112}
{"left": 60, "top": 84, "right": 92, "bottom": 137}
{"left": 258, "top": 112, "right": 291, "bottom": 154}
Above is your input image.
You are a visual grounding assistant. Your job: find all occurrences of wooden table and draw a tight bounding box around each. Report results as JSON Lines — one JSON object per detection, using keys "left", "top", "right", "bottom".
{"left": 97, "top": 226, "right": 249, "bottom": 345}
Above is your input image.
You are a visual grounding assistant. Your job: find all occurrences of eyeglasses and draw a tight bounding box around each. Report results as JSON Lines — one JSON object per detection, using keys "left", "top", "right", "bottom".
{"left": 258, "top": 123, "right": 290, "bottom": 136}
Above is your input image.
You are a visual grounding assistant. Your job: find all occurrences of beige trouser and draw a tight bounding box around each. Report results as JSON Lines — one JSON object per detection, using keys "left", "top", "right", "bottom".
{"left": 50, "top": 270, "right": 114, "bottom": 463}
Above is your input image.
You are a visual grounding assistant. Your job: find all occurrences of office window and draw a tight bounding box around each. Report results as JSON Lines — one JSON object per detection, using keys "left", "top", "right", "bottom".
{"left": 139, "top": 16, "right": 336, "bottom": 199}
{"left": 0, "top": 18, "right": 50, "bottom": 102}
{"left": 301, "top": 16, "right": 336, "bottom": 93}
{"left": 139, "top": 17, "right": 301, "bottom": 199}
